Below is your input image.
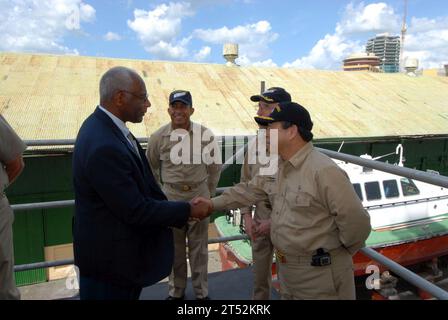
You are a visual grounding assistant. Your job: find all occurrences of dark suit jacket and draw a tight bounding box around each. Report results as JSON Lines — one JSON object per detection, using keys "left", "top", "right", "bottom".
{"left": 73, "top": 107, "right": 190, "bottom": 287}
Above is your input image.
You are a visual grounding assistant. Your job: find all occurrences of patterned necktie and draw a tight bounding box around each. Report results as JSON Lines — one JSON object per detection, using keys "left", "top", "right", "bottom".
{"left": 127, "top": 133, "right": 141, "bottom": 158}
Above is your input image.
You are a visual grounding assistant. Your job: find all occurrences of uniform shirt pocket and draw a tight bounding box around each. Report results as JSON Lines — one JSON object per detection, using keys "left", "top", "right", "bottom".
{"left": 287, "top": 191, "right": 312, "bottom": 208}
{"left": 286, "top": 191, "right": 316, "bottom": 228}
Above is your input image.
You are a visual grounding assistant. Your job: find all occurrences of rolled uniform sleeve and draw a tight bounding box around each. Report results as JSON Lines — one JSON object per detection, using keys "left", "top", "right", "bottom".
{"left": 0, "top": 115, "right": 27, "bottom": 163}
{"left": 212, "top": 174, "right": 269, "bottom": 212}
{"left": 317, "top": 166, "right": 371, "bottom": 254}
{"left": 238, "top": 152, "right": 253, "bottom": 216}
{"left": 0, "top": 115, "right": 27, "bottom": 189}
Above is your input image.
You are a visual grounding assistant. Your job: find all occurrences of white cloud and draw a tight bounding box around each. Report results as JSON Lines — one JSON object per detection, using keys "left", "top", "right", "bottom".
{"left": 194, "top": 46, "right": 211, "bottom": 61}
{"left": 237, "top": 55, "right": 277, "bottom": 67}
{"left": 408, "top": 16, "right": 448, "bottom": 33}
{"left": 284, "top": 2, "right": 448, "bottom": 70}
{"left": 79, "top": 2, "right": 96, "bottom": 22}
{"left": 127, "top": 2, "right": 274, "bottom": 63}
{"left": 194, "top": 20, "right": 278, "bottom": 64}
{"left": 104, "top": 32, "right": 122, "bottom": 41}
{"left": 0, "top": 0, "right": 95, "bottom": 54}
{"left": 149, "top": 38, "right": 191, "bottom": 60}
{"left": 283, "top": 34, "right": 362, "bottom": 69}
{"left": 404, "top": 17, "right": 448, "bottom": 68}
{"left": 251, "top": 59, "right": 277, "bottom": 67}
{"left": 284, "top": 2, "right": 399, "bottom": 70}
{"left": 188, "top": 0, "right": 249, "bottom": 8}
{"left": 336, "top": 2, "right": 400, "bottom": 35}
{"left": 127, "top": 2, "right": 194, "bottom": 59}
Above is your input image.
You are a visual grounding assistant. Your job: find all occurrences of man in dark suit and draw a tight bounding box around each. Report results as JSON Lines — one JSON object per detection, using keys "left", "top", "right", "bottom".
{"left": 73, "top": 66, "right": 210, "bottom": 300}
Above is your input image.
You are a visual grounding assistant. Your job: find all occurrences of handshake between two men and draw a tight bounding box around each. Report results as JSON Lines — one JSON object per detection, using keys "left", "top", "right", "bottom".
{"left": 188, "top": 197, "right": 271, "bottom": 239}
{"left": 188, "top": 197, "right": 214, "bottom": 221}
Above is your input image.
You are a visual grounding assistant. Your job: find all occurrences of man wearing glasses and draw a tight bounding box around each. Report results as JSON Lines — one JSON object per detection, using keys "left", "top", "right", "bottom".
{"left": 240, "top": 87, "right": 291, "bottom": 300}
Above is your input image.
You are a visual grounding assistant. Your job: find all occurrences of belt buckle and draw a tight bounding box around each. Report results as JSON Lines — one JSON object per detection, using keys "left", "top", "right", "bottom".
{"left": 182, "top": 185, "right": 191, "bottom": 191}
{"left": 275, "top": 250, "right": 286, "bottom": 264}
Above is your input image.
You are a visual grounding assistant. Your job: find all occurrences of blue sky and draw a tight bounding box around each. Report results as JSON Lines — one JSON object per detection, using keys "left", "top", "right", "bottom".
{"left": 1, "top": 0, "right": 447, "bottom": 69}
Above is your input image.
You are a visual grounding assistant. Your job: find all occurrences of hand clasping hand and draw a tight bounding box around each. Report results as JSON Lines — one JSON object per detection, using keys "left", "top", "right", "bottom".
{"left": 189, "top": 196, "right": 213, "bottom": 221}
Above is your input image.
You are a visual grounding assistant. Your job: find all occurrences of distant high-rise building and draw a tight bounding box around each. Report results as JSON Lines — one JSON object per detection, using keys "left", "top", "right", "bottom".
{"left": 366, "top": 33, "right": 401, "bottom": 73}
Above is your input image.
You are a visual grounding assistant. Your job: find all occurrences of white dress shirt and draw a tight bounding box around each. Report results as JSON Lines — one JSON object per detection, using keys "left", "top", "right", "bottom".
{"left": 98, "top": 105, "right": 135, "bottom": 149}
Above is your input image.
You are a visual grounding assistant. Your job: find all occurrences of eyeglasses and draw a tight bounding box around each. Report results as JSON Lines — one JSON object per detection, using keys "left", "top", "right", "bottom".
{"left": 256, "top": 103, "right": 276, "bottom": 112}
{"left": 120, "top": 90, "right": 149, "bottom": 101}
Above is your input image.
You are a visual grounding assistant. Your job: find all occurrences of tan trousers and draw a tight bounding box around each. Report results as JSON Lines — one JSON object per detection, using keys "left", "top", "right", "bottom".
{"left": 277, "top": 247, "right": 356, "bottom": 300}
{"left": 249, "top": 204, "right": 274, "bottom": 300}
{"left": 0, "top": 196, "right": 20, "bottom": 300}
{"left": 251, "top": 232, "right": 274, "bottom": 300}
{"left": 163, "top": 184, "right": 210, "bottom": 299}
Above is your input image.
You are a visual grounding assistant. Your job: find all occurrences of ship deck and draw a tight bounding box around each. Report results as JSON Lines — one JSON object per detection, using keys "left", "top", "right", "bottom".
{"left": 140, "top": 266, "right": 280, "bottom": 300}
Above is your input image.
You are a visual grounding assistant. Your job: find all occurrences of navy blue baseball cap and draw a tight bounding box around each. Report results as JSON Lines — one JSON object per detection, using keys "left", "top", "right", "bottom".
{"left": 250, "top": 87, "right": 291, "bottom": 104}
{"left": 254, "top": 101, "right": 313, "bottom": 132}
{"left": 169, "top": 90, "right": 192, "bottom": 106}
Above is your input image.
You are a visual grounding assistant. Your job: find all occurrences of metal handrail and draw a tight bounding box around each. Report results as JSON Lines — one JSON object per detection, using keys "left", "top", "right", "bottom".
{"left": 360, "top": 247, "right": 448, "bottom": 300}
{"left": 23, "top": 136, "right": 253, "bottom": 147}
{"left": 317, "top": 147, "right": 448, "bottom": 188}
{"left": 12, "top": 200, "right": 75, "bottom": 211}
{"left": 10, "top": 143, "right": 448, "bottom": 299}
{"left": 11, "top": 149, "right": 448, "bottom": 212}
{"left": 24, "top": 139, "right": 77, "bottom": 146}
{"left": 13, "top": 235, "right": 250, "bottom": 272}
{"left": 13, "top": 237, "right": 448, "bottom": 300}
{"left": 14, "top": 259, "right": 75, "bottom": 272}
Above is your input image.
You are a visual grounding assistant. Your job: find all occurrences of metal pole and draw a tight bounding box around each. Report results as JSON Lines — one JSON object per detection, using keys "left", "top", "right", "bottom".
{"left": 15, "top": 240, "right": 448, "bottom": 300}
{"left": 208, "top": 234, "right": 248, "bottom": 244}
{"left": 215, "top": 187, "right": 227, "bottom": 195}
{"left": 24, "top": 139, "right": 76, "bottom": 146}
{"left": 12, "top": 148, "right": 448, "bottom": 211}
{"left": 317, "top": 147, "right": 448, "bottom": 188}
{"left": 11, "top": 200, "right": 74, "bottom": 211}
{"left": 23, "top": 137, "right": 246, "bottom": 148}
{"left": 24, "top": 138, "right": 149, "bottom": 147}
{"left": 14, "top": 259, "right": 74, "bottom": 272}
{"left": 14, "top": 235, "right": 250, "bottom": 272}
{"left": 360, "top": 247, "right": 448, "bottom": 300}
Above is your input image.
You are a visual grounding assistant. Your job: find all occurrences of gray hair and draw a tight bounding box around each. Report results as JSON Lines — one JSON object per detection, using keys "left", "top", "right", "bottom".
{"left": 99, "top": 66, "right": 140, "bottom": 103}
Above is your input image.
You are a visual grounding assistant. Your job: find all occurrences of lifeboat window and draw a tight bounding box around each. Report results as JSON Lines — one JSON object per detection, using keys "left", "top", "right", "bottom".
{"left": 365, "top": 181, "right": 382, "bottom": 201}
{"left": 352, "top": 183, "right": 363, "bottom": 200}
{"left": 400, "top": 178, "right": 420, "bottom": 196}
{"left": 383, "top": 180, "right": 399, "bottom": 198}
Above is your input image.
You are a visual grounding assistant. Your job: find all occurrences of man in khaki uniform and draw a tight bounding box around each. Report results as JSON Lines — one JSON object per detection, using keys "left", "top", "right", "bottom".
{"left": 241, "top": 87, "right": 291, "bottom": 300}
{"left": 0, "top": 115, "right": 26, "bottom": 300}
{"left": 194, "top": 102, "right": 371, "bottom": 299}
{"left": 147, "top": 90, "right": 221, "bottom": 300}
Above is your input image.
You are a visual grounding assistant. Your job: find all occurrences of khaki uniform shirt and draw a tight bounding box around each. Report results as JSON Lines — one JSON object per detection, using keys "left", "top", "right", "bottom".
{"left": 0, "top": 115, "right": 27, "bottom": 193}
{"left": 239, "top": 137, "right": 276, "bottom": 219}
{"left": 147, "top": 121, "right": 221, "bottom": 195}
{"left": 213, "top": 142, "right": 371, "bottom": 256}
